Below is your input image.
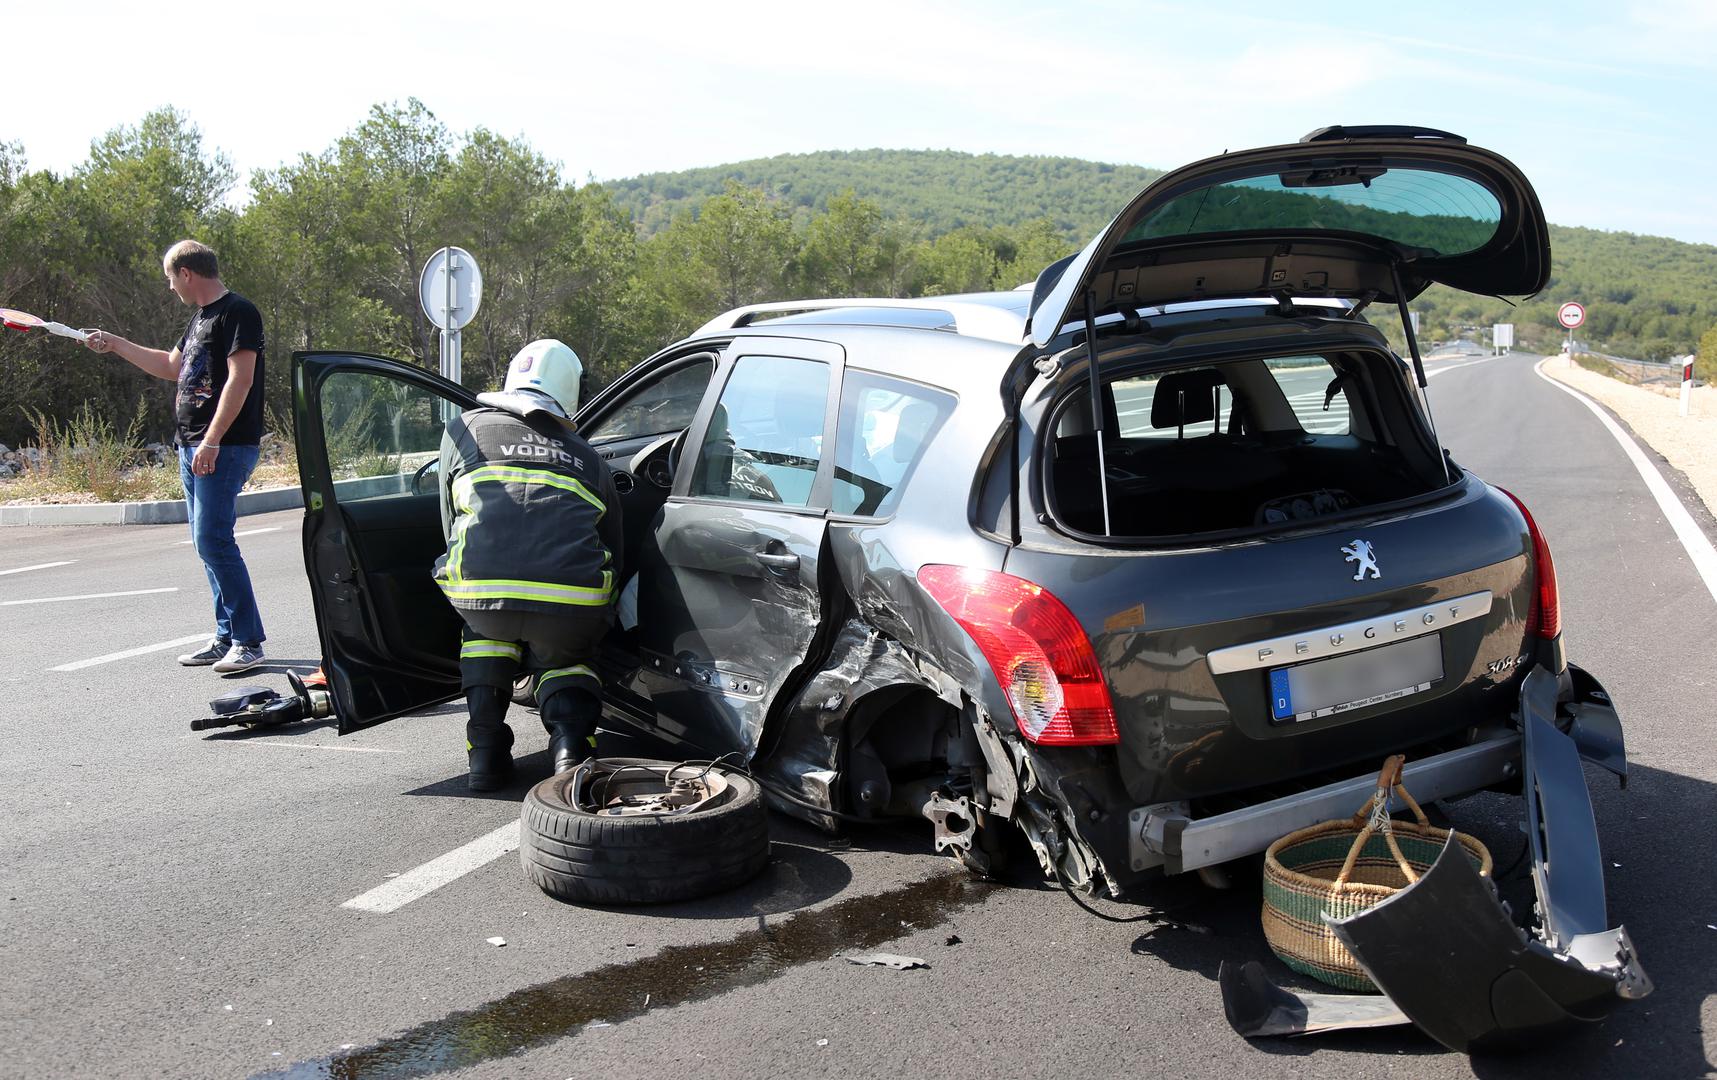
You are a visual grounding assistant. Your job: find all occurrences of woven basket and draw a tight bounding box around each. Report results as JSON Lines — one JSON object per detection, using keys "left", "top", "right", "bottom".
{"left": 1261, "top": 754, "right": 1492, "bottom": 992}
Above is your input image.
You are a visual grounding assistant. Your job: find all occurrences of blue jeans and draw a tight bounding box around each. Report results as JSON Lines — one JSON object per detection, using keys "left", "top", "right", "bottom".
{"left": 179, "top": 444, "right": 265, "bottom": 645}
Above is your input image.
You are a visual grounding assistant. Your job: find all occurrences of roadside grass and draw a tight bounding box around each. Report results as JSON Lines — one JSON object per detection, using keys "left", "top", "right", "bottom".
{"left": 1575, "top": 354, "right": 1625, "bottom": 381}
{"left": 0, "top": 404, "right": 299, "bottom": 506}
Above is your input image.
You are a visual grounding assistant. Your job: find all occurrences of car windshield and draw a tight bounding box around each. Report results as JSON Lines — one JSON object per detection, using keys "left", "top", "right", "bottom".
{"left": 1120, "top": 165, "right": 1503, "bottom": 256}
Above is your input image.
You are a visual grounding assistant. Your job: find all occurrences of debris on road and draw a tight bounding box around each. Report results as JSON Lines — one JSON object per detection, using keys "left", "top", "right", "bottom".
{"left": 817, "top": 1039, "right": 830, "bottom": 1047}
{"left": 845, "top": 952, "right": 928, "bottom": 970}
{"left": 944, "top": 934, "right": 962, "bottom": 946}
{"left": 486, "top": 936, "right": 506, "bottom": 947}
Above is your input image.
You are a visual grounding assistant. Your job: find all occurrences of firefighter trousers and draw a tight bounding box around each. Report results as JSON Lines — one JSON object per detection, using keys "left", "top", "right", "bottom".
{"left": 457, "top": 607, "right": 610, "bottom": 707}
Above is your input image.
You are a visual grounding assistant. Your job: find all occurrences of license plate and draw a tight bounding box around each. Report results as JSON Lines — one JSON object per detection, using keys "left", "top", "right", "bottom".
{"left": 1268, "top": 634, "right": 1444, "bottom": 723}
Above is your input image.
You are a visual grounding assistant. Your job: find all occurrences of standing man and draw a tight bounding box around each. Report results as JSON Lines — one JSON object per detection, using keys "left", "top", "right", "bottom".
{"left": 435, "top": 340, "right": 621, "bottom": 791}
{"left": 84, "top": 240, "right": 268, "bottom": 672}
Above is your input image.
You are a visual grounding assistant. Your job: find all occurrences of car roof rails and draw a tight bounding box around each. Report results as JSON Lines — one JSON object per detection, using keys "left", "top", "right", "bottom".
{"left": 1300, "top": 125, "right": 1467, "bottom": 144}
{"left": 693, "top": 298, "right": 1029, "bottom": 344}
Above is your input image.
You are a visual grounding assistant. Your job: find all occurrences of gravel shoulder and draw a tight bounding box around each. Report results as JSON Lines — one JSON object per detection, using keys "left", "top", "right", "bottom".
{"left": 1539, "top": 355, "right": 1716, "bottom": 516}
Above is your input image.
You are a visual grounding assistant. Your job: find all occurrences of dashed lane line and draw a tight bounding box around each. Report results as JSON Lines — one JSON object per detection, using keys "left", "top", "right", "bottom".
{"left": 341, "top": 820, "right": 522, "bottom": 914}
{"left": 177, "top": 526, "right": 281, "bottom": 545}
{"left": 0, "top": 560, "right": 75, "bottom": 577}
{"left": 2, "top": 587, "right": 177, "bottom": 607}
{"left": 1534, "top": 360, "right": 1717, "bottom": 607}
{"left": 50, "top": 632, "right": 210, "bottom": 672}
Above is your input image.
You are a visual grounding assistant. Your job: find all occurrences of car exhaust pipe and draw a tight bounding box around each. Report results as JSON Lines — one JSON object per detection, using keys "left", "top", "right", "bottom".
{"left": 1222, "top": 665, "right": 1649, "bottom": 1050}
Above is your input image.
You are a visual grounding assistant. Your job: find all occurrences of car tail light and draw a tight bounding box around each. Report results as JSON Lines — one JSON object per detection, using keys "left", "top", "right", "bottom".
{"left": 916, "top": 565, "right": 1118, "bottom": 746}
{"left": 1498, "top": 488, "right": 1561, "bottom": 639}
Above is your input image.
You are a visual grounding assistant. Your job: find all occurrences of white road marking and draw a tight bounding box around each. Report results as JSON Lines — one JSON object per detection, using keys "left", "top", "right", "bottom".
{"left": 1535, "top": 359, "right": 1717, "bottom": 607}
{"left": 230, "top": 741, "right": 403, "bottom": 755}
{"left": 50, "top": 632, "right": 211, "bottom": 672}
{"left": 341, "top": 820, "right": 522, "bottom": 914}
{"left": 178, "top": 526, "right": 281, "bottom": 545}
{"left": 1426, "top": 356, "right": 1494, "bottom": 379}
{"left": 3, "top": 587, "right": 177, "bottom": 608}
{"left": 0, "top": 560, "right": 75, "bottom": 577}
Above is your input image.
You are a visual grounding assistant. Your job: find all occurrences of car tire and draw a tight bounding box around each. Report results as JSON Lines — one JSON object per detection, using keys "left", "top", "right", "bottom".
{"left": 511, "top": 673, "right": 536, "bottom": 708}
{"left": 519, "top": 758, "right": 771, "bottom": 905}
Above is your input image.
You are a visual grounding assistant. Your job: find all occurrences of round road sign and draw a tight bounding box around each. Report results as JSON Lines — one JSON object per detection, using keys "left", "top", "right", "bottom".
{"left": 1558, "top": 301, "right": 1586, "bottom": 330}
{"left": 419, "top": 246, "right": 483, "bottom": 332}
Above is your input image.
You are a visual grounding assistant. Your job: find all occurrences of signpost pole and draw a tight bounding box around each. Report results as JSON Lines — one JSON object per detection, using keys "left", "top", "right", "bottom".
{"left": 1557, "top": 302, "right": 1586, "bottom": 366}
{"left": 1683, "top": 357, "right": 1695, "bottom": 418}
{"left": 420, "top": 246, "right": 482, "bottom": 423}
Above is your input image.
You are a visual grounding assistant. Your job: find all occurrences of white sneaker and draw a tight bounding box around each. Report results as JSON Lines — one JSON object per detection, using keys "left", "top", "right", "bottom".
{"left": 212, "top": 643, "right": 265, "bottom": 673}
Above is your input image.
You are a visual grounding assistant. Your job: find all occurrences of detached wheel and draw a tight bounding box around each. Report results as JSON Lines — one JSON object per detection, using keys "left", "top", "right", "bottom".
{"left": 520, "top": 758, "right": 770, "bottom": 904}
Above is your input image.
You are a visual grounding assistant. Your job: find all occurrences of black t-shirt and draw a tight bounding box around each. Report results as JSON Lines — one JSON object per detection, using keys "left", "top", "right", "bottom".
{"left": 175, "top": 291, "right": 266, "bottom": 447}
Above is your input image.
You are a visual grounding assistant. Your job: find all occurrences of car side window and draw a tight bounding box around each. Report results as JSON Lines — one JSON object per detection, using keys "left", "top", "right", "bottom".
{"left": 582, "top": 358, "right": 714, "bottom": 444}
{"left": 831, "top": 373, "right": 955, "bottom": 517}
{"left": 1263, "top": 356, "right": 1351, "bottom": 435}
{"left": 319, "top": 371, "right": 448, "bottom": 502}
{"left": 688, "top": 355, "right": 829, "bottom": 507}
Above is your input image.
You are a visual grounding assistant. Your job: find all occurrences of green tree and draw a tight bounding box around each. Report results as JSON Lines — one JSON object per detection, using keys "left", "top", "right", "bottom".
{"left": 913, "top": 228, "right": 999, "bottom": 295}
{"left": 800, "top": 189, "right": 889, "bottom": 296}
{"left": 1697, "top": 324, "right": 1717, "bottom": 383}
{"left": 995, "top": 217, "right": 1074, "bottom": 290}
{"left": 640, "top": 182, "right": 796, "bottom": 338}
{"left": 333, "top": 99, "right": 454, "bottom": 367}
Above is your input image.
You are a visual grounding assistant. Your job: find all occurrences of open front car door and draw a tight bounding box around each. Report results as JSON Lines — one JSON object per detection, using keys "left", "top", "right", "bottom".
{"left": 294, "top": 351, "right": 480, "bottom": 733}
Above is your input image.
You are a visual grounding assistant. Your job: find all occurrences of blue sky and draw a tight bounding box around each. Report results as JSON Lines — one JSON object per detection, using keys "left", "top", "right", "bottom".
{"left": 12, "top": 0, "right": 1717, "bottom": 244}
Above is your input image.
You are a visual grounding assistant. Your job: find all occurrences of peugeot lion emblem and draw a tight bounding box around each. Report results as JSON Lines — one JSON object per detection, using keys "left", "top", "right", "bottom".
{"left": 1342, "top": 539, "right": 1380, "bottom": 581}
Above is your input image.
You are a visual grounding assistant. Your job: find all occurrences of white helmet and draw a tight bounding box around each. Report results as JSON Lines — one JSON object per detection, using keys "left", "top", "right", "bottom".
{"left": 503, "top": 339, "right": 583, "bottom": 415}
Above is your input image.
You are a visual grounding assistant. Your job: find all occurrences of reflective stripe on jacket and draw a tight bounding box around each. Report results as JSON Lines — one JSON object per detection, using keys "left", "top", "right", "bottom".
{"left": 433, "top": 406, "right": 622, "bottom": 616}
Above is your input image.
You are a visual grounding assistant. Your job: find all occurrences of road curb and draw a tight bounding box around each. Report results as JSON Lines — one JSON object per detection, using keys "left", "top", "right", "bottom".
{"left": 0, "top": 474, "right": 413, "bottom": 527}
{"left": 0, "top": 485, "right": 302, "bottom": 527}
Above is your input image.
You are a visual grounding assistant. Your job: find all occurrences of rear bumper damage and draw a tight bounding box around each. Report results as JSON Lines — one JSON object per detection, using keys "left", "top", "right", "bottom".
{"left": 1220, "top": 663, "right": 1649, "bottom": 1050}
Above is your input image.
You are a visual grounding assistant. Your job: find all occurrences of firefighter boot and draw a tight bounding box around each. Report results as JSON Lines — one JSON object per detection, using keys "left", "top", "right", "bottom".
{"left": 465, "top": 684, "right": 514, "bottom": 792}
{"left": 540, "top": 687, "right": 597, "bottom": 775}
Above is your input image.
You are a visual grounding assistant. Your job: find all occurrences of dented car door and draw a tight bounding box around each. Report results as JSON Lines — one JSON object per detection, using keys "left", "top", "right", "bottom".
{"left": 628, "top": 338, "right": 842, "bottom": 758}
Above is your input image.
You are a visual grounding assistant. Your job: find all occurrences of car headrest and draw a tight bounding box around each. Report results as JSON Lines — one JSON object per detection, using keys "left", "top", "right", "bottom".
{"left": 1151, "top": 369, "right": 1224, "bottom": 430}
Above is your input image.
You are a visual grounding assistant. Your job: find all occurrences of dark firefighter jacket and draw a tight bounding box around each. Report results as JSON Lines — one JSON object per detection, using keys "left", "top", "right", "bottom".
{"left": 432, "top": 398, "right": 622, "bottom": 616}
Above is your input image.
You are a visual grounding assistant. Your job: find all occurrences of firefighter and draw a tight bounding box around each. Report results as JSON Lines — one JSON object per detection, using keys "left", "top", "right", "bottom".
{"left": 433, "top": 339, "right": 621, "bottom": 791}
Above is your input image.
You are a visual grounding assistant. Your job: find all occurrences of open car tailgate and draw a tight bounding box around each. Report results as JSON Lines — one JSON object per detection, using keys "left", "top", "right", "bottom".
{"left": 1222, "top": 664, "right": 1650, "bottom": 1051}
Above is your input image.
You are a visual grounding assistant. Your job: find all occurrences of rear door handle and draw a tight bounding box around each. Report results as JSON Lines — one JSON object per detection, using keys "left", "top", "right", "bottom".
{"left": 755, "top": 550, "right": 800, "bottom": 571}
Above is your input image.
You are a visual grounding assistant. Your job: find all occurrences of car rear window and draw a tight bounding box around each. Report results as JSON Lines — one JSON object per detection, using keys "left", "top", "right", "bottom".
{"left": 831, "top": 373, "right": 955, "bottom": 517}
{"left": 1120, "top": 166, "right": 1503, "bottom": 256}
{"left": 1105, "top": 356, "right": 1349, "bottom": 440}
{"left": 1047, "top": 348, "right": 1448, "bottom": 540}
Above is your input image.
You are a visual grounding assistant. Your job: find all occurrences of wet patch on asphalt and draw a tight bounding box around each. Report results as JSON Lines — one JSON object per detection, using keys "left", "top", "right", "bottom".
{"left": 256, "top": 871, "right": 992, "bottom": 1079}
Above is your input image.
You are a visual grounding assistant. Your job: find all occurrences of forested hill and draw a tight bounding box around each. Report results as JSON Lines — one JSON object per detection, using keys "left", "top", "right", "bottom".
{"left": 611, "top": 149, "right": 1717, "bottom": 360}
{"left": 607, "top": 149, "right": 1162, "bottom": 239}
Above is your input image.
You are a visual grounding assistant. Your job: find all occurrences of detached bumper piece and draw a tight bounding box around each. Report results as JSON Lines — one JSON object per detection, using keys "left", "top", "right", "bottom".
{"left": 1222, "top": 664, "right": 1650, "bottom": 1051}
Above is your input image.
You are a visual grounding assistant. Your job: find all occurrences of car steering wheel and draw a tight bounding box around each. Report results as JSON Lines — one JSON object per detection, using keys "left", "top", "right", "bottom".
{"left": 628, "top": 430, "right": 690, "bottom": 490}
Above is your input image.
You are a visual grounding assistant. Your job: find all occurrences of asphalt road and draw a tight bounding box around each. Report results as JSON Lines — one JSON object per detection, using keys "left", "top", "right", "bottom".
{"left": 1, "top": 350, "right": 1713, "bottom": 1079}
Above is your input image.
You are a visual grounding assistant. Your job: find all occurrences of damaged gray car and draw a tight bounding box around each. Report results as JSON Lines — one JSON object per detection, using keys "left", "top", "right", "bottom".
{"left": 294, "top": 125, "right": 1646, "bottom": 1051}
